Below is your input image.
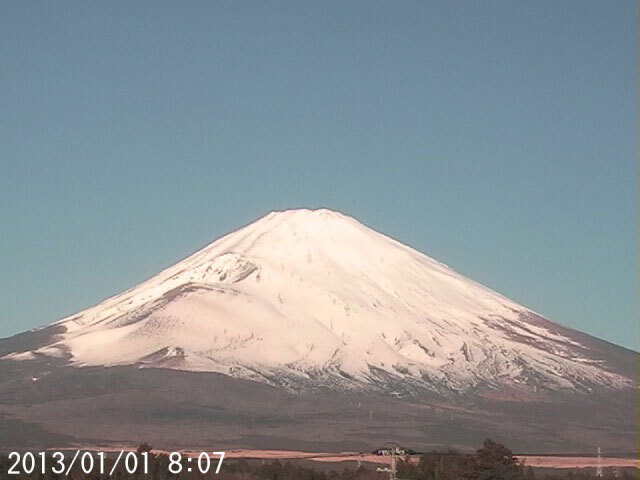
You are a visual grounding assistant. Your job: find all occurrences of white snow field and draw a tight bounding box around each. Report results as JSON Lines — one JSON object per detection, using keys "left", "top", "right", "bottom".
{"left": 5, "top": 209, "right": 630, "bottom": 394}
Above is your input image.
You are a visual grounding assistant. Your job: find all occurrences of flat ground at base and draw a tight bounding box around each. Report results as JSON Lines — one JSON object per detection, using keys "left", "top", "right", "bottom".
{"left": 61, "top": 447, "right": 637, "bottom": 470}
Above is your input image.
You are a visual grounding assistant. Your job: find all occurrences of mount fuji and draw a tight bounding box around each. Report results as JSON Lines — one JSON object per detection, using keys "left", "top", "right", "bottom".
{"left": 0, "top": 209, "right": 636, "bottom": 452}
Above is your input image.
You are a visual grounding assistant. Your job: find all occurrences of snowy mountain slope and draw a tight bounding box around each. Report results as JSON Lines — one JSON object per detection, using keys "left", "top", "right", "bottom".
{"left": 2, "top": 209, "right": 634, "bottom": 395}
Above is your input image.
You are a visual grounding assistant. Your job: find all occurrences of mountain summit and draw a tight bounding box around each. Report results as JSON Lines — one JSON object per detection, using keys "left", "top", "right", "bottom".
{"left": 4, "top": 209, "right": 633, "bottom": 397}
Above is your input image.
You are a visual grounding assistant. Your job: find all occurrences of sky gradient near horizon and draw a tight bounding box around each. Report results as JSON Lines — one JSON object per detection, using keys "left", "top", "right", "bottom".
{"left": 1, "top": 1, "right": 637, "bottom": 349}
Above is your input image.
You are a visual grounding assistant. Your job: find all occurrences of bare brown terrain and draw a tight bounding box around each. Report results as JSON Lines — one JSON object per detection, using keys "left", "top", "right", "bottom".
{"left": 0, "top": 358, "right": 636, "bottom": 454}
{"left": 42, "top": 447, "right": 640, "bottom": 470}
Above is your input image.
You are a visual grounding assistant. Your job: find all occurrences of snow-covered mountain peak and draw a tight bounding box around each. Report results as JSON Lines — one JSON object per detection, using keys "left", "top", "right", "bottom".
{"left": 194, "top": 208, "right": 448, "bottom": 278}
{"left": 265, "top": 207, "right": 349, "bottom": 219}
{"left": 4, "top": 210, "right": 633, "bottom": 395}
{"left": 227, "top": 207, "right": 375, "bottom": 249}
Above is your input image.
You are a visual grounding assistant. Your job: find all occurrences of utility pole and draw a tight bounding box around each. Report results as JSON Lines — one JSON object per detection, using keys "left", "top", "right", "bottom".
{"left": 375, "top": 449, "right": 398, "bottom": 480}
{"left": 390, "top": 449, "right": 397, "bottom": 480}
{"left": 596, "top": 447, "right": 603, "bottom": 477}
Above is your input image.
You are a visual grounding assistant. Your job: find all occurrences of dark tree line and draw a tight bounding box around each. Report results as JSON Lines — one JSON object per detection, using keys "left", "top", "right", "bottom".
{"left": 0, "top": 439, "right": 634, "bottom": 480}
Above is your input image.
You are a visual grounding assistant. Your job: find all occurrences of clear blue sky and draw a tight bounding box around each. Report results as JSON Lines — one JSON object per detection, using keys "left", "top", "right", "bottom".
{"left": 1, "top": 1, "right": 637, "bottom": 349}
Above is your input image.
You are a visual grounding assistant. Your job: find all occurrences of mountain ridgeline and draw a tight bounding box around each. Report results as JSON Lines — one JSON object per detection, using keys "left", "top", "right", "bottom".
{"left": 0, "top": 209, "right": 636, "bottom": 452}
